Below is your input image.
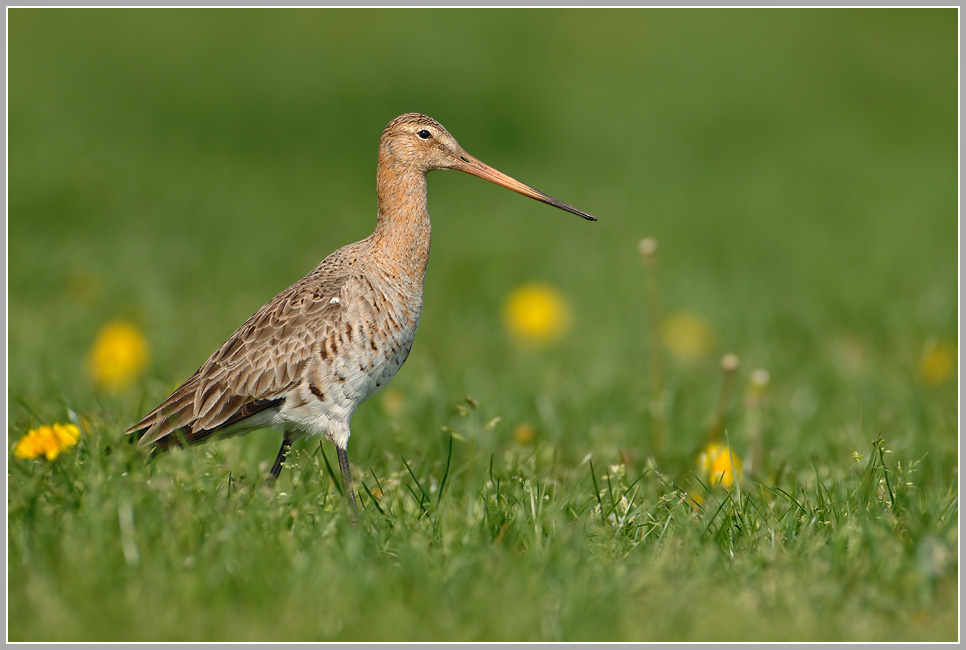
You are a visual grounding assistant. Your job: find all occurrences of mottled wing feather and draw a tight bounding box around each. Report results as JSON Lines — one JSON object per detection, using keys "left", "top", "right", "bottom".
{"left": 127, "top": 270, "right": 349, "bottom": 448}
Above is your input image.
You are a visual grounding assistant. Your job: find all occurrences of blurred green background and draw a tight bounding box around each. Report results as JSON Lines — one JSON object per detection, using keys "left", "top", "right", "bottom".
{"left": 7, "top": 8, "right": 958, "bottom": 641}
{"left": 9, "top": 8, "right": 956, "bottom": 459}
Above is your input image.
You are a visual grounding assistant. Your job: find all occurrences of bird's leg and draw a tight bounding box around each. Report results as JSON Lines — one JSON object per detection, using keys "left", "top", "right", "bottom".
{"left": 337, "top": 445, "right": 358, "bottom": 510}
{"left": 267, "top": 437, "right": 292, "bottom": 486}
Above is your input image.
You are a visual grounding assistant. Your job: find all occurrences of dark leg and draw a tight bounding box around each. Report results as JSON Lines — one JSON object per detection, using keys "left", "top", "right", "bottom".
{"left": 337, "top": 445, "right": 358, "bottom": 510}
{"left": 267, "top": 437, "right": 292, "bottom": 485}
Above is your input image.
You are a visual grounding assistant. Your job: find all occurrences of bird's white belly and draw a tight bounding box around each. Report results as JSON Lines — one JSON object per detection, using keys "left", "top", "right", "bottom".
{"left": 275, "top": 318, "right": 417, "bottom": 449}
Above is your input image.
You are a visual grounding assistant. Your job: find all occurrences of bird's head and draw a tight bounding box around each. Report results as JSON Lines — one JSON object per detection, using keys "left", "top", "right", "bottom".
{"left": 379, "top": 113, "right": 596, "bottom": 221}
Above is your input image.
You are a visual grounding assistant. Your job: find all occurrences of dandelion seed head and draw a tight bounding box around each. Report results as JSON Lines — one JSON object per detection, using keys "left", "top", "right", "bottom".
{"left": 638, "top": 237, "right": 658, "bottom": 258}
{"left": 749, "top": 368, "right": 771, "bottom": 392}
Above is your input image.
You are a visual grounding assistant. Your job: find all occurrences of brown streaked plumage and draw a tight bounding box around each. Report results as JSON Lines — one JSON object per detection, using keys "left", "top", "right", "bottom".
{"left": 126, "top": 113, "right": 596, "bottom": 509}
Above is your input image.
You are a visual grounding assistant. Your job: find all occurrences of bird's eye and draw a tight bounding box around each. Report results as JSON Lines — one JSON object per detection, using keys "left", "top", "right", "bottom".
{"left": 417, "top": 129, "right": 432, "bottom": 140}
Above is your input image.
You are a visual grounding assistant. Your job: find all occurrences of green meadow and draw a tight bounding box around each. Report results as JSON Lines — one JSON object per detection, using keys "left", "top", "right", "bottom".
{"left": 7, "top": 8, "right": 958, "bottom": 642}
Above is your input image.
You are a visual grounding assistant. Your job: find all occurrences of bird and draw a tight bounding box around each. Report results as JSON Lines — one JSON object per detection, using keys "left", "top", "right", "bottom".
{"left": 126, "top": 112, "right": 596, "bottom": 510}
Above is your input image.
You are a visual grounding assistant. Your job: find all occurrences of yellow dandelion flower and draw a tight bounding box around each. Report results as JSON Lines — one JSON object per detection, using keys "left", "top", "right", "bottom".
{"left": 88, "top": 320, "right": 150, "bottom": 393}
{"left": 502, "top": 282, "right": 572, "bottom": 346}
{"left": 512, "top": 423, "right": 536, "bottom": 445}
{"left": 381, "top": 389, "right": 405, "bottom": 417}
{"left": 660, "top": 310, "right": 715, "bottom": 362}
{"left": 66, "top": 269, "right": 102, "bottom": 307}
{"left": 14, "top": 423, "right": 82, "bottom": 461}
{"left": 918, "top": 338, "right": 956, "bottom": 387}
{"left": 696, "top": 442, "right": 743, "bottom": 488}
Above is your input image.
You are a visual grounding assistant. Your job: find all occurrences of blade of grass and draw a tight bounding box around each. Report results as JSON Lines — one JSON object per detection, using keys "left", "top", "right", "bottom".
{"left": 757, "top": 482, "right": 808, "bottom": 516}
{"left": 402, "top": 482, "right": 429, "bottom": 517}
{"left": 360, "top": 479, "right": 386, "bottom": 517}
{"left": 436, "top": 432, "right": 453, "bottom": 509}
{"left": 875, "top": 439, "right": 896, "bottom": 511}
{"left": 370, "top": 468, "right": 395, "bottom": 519}
{"left": 318, "top": 442, "right": 343, "bottom": 498}
{"left": 402, "top": 456, "right": 435, "bottom": 515}
{"left": 588, "top": 459, "right": 603, "bottom": 521}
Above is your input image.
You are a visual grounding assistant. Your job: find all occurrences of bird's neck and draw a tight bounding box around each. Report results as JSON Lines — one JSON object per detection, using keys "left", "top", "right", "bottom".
{"left": 371, "top": 163, "right": 432, "bottom": 283}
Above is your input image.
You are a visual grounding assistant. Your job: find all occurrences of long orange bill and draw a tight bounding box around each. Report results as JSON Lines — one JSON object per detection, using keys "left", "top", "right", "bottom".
{"left": 454, "top": 152, "right": 597, "bottom": 222}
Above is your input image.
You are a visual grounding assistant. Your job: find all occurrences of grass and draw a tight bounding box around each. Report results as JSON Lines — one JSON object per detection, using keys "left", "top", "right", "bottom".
{"left": 7, "top": 8, "right": 959, "bottom": 642}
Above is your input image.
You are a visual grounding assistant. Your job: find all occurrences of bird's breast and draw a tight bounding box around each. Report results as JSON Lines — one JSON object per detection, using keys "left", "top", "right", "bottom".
{"left": 281, "top": 276, "right": 424, "bottom": 436}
